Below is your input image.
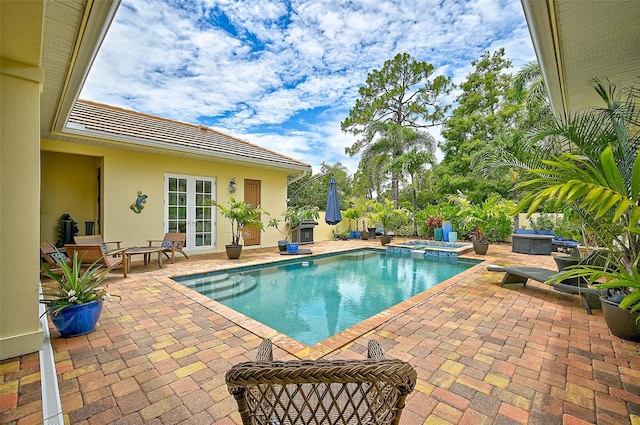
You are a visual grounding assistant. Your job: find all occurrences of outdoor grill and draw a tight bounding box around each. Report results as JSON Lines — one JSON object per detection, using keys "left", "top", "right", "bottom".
{"left": 291, "top": 219, "right": 318, "bottom": 244}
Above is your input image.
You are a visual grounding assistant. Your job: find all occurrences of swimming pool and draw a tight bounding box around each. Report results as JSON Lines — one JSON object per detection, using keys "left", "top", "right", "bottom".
{"left": 174, "top": 249, "right": 479, "bottom": 346}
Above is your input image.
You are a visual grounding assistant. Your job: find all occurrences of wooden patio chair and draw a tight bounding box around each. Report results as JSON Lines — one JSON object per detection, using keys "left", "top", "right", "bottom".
{"left": 40, "top": 242, "right": 69, "bottom": 275}
{"left": 74, "top": 235, "right": 123, "bottom": 256}
{"left": 147, "top": 233, "right": 189, "bottom": 263}
{"left": 226, "top": 339, "right": 417, "bottom": 425}
{"left": 64, "top": 243, "right": 127, "bottom": 278}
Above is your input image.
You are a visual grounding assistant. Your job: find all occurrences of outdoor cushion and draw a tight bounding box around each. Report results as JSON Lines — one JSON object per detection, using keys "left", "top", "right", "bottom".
{"left": 535, "top": 229, "right": 556, "bottom": 236}
{"left": 514, "top": 228, "right": 536, "bottom": 234}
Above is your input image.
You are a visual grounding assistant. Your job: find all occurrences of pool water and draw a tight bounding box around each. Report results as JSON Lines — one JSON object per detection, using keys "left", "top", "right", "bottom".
{"left": 175, "top": 249, "right": 478, "bottom": 346}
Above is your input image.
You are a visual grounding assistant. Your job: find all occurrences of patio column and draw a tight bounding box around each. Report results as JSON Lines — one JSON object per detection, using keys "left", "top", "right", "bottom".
{"left": 0, "top": 1, "right": 45, "bottom": 359}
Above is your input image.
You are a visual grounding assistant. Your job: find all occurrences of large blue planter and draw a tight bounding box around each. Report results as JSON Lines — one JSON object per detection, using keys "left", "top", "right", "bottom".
{"left": 50, "top": 300, "right": 103, "bottom": 337}
{"left": 442, "top": 222, "right": 452, "bottom": 242}
{"left": 287, "top": 243, "right": 299, "bottom": 254}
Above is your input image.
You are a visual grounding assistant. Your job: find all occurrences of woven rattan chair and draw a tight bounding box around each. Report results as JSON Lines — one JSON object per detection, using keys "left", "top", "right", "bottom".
{"left": 226, "top": 339, "right": 416, "bottom": 425}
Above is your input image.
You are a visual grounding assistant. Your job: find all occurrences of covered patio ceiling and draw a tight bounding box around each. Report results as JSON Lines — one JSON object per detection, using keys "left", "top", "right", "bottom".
{"left": 522, "top": 0, "right": 640, "bottom": 121}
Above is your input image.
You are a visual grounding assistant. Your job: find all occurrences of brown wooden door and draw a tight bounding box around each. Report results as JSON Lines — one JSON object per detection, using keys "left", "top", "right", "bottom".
{"left": 243, "top": 179, "right": 261, "bottom": 246}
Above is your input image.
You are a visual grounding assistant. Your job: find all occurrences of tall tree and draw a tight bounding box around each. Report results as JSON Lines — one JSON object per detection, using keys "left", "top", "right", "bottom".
{"left": 435, "top": 48, "right": 519, "bottom": 202}
{"left": 341, "top": 52, "right": 452, "bottom": 204}
{"left": 388, "top": 142, "right": 435, "bottom": 235}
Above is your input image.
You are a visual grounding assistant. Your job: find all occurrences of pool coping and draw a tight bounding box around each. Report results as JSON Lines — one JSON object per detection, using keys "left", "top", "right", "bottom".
{"left": 161, "top": 248, "right": 492, "bottom": 360}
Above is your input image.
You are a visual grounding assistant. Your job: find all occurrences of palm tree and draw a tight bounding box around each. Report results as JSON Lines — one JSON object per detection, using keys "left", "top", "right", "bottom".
{"left": 388, "top": 147, "right": 435, "bottom": 235}
{"left": 360, "top": 122, "right": 435, "bottom": 206}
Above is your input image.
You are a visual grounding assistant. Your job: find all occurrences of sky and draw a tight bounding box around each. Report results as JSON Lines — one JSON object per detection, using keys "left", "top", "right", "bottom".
{"left": 81, "top": 0, "right": 537, "bottom": 174}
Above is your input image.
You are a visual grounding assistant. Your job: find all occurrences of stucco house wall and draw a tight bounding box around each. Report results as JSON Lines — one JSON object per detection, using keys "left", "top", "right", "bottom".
{"left": 41, "top": 139, "right": 289, "bottom": 253}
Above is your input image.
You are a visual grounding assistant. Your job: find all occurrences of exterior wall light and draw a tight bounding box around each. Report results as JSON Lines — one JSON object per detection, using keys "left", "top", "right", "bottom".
{"left": 229, "top": 178, "right": 237, "bottom": 193}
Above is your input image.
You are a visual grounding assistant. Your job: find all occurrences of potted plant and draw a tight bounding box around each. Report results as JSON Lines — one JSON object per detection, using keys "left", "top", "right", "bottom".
{"left": 342, "top": 207, "right": 360, "bottom": 239}
{"left": 371, "top": 199, "right": 409, "bottom": 245}
{"left": 212, "top": 197, "right": 268, "bottom": 259}
{"left": 426, "top": 215, "right": 443, "bottom": 241}
{"left": 469, "top": 226, "right": 489, "bottom": 255}
{"left": 267, "top": 217, "right": 289, "bottom": 252}
{"left": 350, "top": 197, "right": 374, "bottom": 240}
{"left": 515, "top": 80, "right": 640, "bottom": 340}
{"left": 40, "top": 250, "right": 118, "bottom": 337}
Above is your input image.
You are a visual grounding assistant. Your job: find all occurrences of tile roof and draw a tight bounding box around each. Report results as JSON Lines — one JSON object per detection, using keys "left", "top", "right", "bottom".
{"left": 67, "top": 100, "right": 311, "bottom": 171}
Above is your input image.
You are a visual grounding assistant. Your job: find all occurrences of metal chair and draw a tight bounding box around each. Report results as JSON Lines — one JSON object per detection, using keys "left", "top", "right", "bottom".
{"left": 226, "top": 339, "right": 416, "bottom": 425}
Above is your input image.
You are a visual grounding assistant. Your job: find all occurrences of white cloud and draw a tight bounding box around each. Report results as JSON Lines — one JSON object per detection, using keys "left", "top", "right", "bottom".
{"left": 81, "top": 0, "right": 535, "bottom": 175}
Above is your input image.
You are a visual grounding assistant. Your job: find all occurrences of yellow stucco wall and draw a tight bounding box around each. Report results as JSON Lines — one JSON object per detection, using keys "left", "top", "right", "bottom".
{"left": 1, "top": 62, "right": 45, "bottom": 358}
{"left": 40, "top": 151, "right": 100, "bottom": 243}
{"left": 41, "top": 140, "right": 290, "bottom": 253}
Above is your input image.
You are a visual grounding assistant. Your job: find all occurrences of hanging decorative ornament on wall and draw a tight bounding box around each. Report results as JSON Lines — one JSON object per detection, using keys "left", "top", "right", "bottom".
{"left": 130, "top": 191, "right": 148, "bottom": 213}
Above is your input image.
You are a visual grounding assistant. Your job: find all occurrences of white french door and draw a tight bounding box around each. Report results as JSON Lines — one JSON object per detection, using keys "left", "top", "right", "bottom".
{"left": 165, "top": 174, "right": 216, "bottom": 251}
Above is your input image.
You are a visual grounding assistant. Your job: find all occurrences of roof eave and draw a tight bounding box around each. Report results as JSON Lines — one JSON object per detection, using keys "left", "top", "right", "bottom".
{"left": 521, "top": 0, "right": 567, "bottom": 122}
{"left": 56, "top": 127, "right": 312, "bottom": 173}
{"left": 51, "top": 0, "right": 121, "bottom": 134}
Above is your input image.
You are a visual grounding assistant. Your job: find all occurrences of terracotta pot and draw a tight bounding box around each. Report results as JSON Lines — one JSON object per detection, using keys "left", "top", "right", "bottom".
{"left": 601, "top": 297, "right": 640, "bottom": 341}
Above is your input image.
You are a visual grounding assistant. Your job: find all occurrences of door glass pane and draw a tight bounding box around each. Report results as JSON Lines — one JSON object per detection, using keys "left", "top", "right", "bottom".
{"left": 167, "top": 177, "right": 188, "bottom": 245}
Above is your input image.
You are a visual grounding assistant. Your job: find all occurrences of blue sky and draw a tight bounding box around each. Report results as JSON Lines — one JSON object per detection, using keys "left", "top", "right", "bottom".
{"left": 81, "top": 0, "right": 536, "bottom": 173}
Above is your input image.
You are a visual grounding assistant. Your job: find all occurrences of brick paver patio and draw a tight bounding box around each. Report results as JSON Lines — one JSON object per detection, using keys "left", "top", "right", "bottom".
{"left": 1, "top": 240, "right": 639, "bottom": 424}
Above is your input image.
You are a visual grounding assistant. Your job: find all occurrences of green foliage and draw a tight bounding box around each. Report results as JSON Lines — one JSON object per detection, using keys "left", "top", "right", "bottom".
{"left": 528, "top": 214, "right": 556, "bottom": 231}
{"left": 414, "top": 203, "right": 464, "bottom": 237}
{"left": 435, "top": 48, "right": 521, "bottom": 201}
{"left": 449, "top": 192, "right": 515, "bottom": 242}
{"left": 212, "top": 197, "right": 268, "bottom": 245}
{"left": 342, "top": 207, "right": 360, "bottom": 232}
{"left": 516, "top": 79, "right": 640, "bottom": 310}
{"left": 341, "top": 52, "right": 452, "bottom": 136}
{"left": 370, "top": 199, "right": 410, "bottom": 235}
{"left": 40, "top": 250, "right": 115, "bottom": 316}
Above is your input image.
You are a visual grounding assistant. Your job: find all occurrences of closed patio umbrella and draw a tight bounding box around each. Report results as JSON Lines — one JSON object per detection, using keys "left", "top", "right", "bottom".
{"left": 325, "top": 177, "right": 342, "bottom": 225}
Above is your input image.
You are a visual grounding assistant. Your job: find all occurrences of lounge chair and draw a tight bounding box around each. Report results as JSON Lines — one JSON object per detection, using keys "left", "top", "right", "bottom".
{"left": 74, "top": 235, "right": 123, "bottom": 256}
{"left": 487, "top": 264, "right": 605, "bottom": 314}
{"left": 147, "top": 233, "right": 189, "bottom": 263}
{"left": 226, "top": 339, "right": 416, "bottom": 425}
{"left": 64, "top": 243, "right": 127, "bottom": 278}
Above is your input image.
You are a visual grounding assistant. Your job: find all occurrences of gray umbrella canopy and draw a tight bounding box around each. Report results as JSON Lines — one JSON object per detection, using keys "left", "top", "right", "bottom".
{"left": 325, "top": 177, "right": 342, "bottom": 225}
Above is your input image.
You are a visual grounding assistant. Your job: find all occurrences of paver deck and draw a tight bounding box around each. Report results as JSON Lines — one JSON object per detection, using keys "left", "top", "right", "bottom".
{"left": 1, "top": 239, "right": 639, "bottom": 424}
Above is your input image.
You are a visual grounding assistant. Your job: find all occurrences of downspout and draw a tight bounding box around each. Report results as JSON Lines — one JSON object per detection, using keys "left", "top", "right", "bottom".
{"left": 287, "top": 170, "right": 308, "bottom": 186}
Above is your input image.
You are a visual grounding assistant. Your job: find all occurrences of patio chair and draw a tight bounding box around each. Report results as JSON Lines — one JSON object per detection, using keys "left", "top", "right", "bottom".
{"left": 74, "top": 235, "right": 122, "bottom": 256}
{"left": 147, "top": 233, "right": 188, "bottom": 263}
{"left": 226, "top": 339, "right": 417, "bottom": 425}
{"left": 64, "top": 243, "right": 127, "bottom": 278}
{"left": 40, "top": 242, "right": 69, "bottom": 275}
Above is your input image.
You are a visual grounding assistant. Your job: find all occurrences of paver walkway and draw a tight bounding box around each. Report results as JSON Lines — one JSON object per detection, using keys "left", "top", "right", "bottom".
{"left": 1, "top": 240, "right": 639, "bottom": 424}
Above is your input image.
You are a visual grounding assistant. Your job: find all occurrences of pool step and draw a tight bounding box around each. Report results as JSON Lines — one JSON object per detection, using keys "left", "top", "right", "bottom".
{"left": 182, "top": 274, "right": 257, "bottom": 301}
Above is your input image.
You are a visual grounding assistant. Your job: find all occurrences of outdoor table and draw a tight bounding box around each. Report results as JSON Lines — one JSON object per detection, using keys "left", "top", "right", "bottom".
{"left": 124, "top": 246, "right": 163, "bottom": 273}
